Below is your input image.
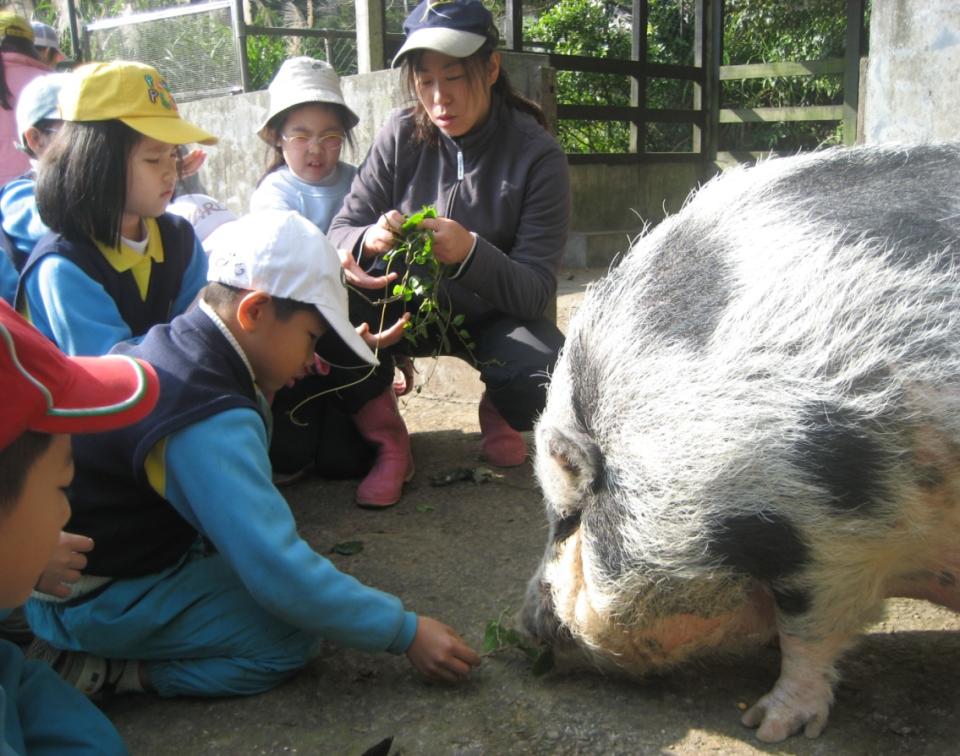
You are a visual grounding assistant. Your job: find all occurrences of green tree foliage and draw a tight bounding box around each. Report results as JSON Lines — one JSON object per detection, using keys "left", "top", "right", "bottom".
{"left": 721, "top": 0, "right": 849, "bottom": 150}
{"left": 525, "top": 0, "right": 854, "bottom": 154}
{"left": 525, "top": 0, "right": 632, "bottom": 153}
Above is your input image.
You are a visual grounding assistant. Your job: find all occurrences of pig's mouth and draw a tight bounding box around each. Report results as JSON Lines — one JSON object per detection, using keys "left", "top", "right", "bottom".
{"left": 528, "top": 526, "right": 779, "bottom": 675}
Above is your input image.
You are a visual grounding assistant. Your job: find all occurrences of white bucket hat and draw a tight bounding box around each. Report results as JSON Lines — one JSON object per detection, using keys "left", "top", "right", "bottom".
{"left": 256, "top": 58, "right": 359, "bottom": 144}
{"left": 205, "top": 210, "right": 377, "bottom": 366}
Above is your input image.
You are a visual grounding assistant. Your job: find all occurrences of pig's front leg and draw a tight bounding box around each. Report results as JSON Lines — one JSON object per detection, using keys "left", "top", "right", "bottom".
{"left": 741, "top": 630, "right": 853, "bottom": 742}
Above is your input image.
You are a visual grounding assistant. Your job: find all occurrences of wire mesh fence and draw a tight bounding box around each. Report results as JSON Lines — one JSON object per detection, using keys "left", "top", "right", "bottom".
{"left": 84, "top": 1, "right": 241, "bottom": 102}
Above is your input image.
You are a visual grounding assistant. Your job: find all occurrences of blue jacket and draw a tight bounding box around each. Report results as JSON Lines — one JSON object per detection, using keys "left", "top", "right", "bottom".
{"left": 68, "top": 305, "right": 418, "bottom": 654}
{"left": 16, "top": 213, "right": 207, "bottom": 355}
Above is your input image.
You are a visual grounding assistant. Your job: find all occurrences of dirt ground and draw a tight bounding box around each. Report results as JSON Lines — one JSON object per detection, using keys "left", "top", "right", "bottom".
{"left": 104, "top": 269, "right": 959, "bottom": 755}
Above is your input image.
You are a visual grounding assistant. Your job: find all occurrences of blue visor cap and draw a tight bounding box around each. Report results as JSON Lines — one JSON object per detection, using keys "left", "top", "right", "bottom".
{"left": 392, "top": 0, "right": 497, "bottom": 67}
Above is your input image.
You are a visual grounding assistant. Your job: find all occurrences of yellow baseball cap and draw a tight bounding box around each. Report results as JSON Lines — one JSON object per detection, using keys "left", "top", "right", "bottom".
{"left": 58, "top": 61, "right": 218, "bottom": 146}
{"left": 0, "top": 12, "right": 33, "bottom": 42}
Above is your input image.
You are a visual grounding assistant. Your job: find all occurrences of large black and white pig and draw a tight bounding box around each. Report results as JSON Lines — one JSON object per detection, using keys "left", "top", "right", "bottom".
{"left": 522, "top": 143, "right": 960, "bottom": 742}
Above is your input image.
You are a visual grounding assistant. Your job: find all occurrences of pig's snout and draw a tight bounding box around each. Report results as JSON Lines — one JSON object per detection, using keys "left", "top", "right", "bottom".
{"left": 520, "top": 566, "right": 562, "bottom": 645}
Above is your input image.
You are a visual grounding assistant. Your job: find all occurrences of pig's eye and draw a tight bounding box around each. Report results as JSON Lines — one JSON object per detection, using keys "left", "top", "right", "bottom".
{"left": 552, "top": 509, "right": 582, "bottom": 544}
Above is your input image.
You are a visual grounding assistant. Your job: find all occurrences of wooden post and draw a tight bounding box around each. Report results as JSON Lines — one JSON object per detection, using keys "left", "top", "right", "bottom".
{"left": 694, "top": 0, "right": 721, "bottom": 163}
{"left": 629, "top": 0, "right": 648, "bottom": 154}
{"left": 356, "top": 0, "right": 386, "bottom": 73}
{"left": 842, "top": 0, "right": 866, "bottom": 146}
{"left": 504, "top": 0, "right": 523, "bottom": 51}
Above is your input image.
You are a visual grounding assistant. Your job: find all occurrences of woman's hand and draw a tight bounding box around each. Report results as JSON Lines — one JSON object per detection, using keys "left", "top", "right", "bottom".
{"left": 361, "top": 210, "right": 405, "bottom": 257}
{"left": 418, "top": 216, "right": 475, "bottom": 265}
{"left": 34, "top": 531, "right": 94, "bottom": 598}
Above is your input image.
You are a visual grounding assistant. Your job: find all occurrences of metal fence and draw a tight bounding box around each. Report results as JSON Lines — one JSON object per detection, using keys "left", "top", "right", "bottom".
{"left": 83, "top": 1, "right": 242, "bottom": 102}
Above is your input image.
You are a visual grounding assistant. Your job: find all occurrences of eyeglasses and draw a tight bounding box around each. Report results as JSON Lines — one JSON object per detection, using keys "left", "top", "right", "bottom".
{"left": 280, "top": 132, "right": 345, "bottom": 151}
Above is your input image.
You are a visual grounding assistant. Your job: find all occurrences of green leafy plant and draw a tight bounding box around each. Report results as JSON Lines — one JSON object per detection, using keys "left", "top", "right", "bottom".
{"left": 381, "top": 206, "right": 476, "bottom": 357}
{"left": 330, "top": 540, "right": 364, "bottom": 556}
{"left": 482, "top": 611, "right": 554, "bottom": 677}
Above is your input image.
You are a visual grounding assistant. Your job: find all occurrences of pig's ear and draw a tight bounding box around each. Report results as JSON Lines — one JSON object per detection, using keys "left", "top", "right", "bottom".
{"left": 536, "top": 425, "right": 606, "bottom": 512}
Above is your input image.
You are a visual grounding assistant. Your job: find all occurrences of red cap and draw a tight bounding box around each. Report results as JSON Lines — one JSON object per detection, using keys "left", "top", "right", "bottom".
{"left": 0, "top": 301, "right": 159, "bottom": 450}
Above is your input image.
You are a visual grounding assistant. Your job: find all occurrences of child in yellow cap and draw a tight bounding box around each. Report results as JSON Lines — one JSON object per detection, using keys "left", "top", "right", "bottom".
{"left": 16, "top": 60, "right": 218, "bottom": 357}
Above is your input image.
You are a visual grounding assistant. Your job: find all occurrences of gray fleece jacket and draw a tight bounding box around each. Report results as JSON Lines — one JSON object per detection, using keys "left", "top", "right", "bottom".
{"left": 327, "top": 92, "right": 570, "bottom": 322}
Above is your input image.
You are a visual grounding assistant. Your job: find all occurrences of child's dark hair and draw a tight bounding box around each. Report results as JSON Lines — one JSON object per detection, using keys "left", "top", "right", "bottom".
{"left": 256, "top": 103, "right": 356, "bottom": 188}
{"left": 0, "top": 431, "right": 52, "bottom": 515}
{"left": 35, "top": 120, "right": 143, "bottom": 248}
{"left": 204, "top": 282, "right": 327, "bottom": 324}
{"left": 401, "top": 33, "right": 547, "bottom": 144}
{"left": 0, "top": 35, "right": 40, "bottom": 110}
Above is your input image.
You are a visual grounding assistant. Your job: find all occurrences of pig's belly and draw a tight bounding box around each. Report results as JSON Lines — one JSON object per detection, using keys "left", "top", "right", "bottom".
{"left": 887, "top": 559, "right": 960, "bottom": 611}
{"left": 606, "top": 562, "right": 960, "bottom": 673}
{"left": 603, "top": 586, "right": 780, "bottom": 672}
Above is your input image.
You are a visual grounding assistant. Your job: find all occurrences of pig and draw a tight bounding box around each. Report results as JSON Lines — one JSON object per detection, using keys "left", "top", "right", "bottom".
{"left": 522, "top": 142, "right": 960, "bottom": 742}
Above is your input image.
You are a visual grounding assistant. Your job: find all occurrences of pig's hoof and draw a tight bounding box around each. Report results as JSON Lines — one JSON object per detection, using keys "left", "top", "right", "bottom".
{"left": 741, "top": 690, "right": 829, "bottom": 742}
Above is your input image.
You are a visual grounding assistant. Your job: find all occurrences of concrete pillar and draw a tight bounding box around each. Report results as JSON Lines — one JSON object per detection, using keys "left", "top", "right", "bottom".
{"left": 355, "top": 0, "right": 385, "bottom": 73}
{"left": 863, "top": 0, "right": 960, "bottom": 142}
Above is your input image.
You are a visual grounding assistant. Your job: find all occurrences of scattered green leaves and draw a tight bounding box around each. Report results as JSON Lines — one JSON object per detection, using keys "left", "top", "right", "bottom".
{"left": 429, "top": 466, "right": 496, "bottom": 487}
{"left": 330, "top": 540, "right": 364, "bottom": 556}
{"left": 482, "top": 611, "right": 555, "bottom": 677}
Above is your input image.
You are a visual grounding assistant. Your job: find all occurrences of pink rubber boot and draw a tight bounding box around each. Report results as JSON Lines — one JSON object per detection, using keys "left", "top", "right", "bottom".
{"left": 353, "top": 389, "right": 415, "bottom": 507}
{"left": 478, "top": 392, "right": 528, "bottom": 467}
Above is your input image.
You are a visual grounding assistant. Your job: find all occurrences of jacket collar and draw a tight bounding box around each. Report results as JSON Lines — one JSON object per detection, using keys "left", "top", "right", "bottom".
{"left": 437, "top": 90, "right": 504, "bottom": 157}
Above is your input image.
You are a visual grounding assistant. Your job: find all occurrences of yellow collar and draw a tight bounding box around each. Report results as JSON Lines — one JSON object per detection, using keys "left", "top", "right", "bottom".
{"left": 94, "top": 218, "right": 165, "bottom": 301}
{"left": 95, "top": 217, "right": 165, "bottom": 272}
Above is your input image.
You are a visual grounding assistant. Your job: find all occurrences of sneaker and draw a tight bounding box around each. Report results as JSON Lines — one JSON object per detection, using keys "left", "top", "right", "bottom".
{"left": 26, "top": 639, "right": 108, "bottom": 696}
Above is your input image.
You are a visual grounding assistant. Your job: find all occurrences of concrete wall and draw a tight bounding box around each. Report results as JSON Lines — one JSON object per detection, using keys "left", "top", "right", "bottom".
{"left": 179, "top": 51, "right": 705, "bottom": 267}
{"left": 864, "top": 0, "right": 960, "bottom": 143}
{"left": 563, "top": 161, "right": 704, "bottom": 267}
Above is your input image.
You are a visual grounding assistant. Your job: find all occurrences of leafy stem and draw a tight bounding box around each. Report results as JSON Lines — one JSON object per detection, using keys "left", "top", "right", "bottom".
{"left": 381, "top": 205, "right": 479, "bottom": 360}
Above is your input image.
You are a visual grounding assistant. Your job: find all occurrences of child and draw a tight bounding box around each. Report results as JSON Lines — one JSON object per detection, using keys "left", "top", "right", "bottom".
{"left": 249, "top": 57, "right": 403, "bottom": 484}
{"left": 0, "top": 298, "right": 160, "bottom": 754}
{"left": 0, "top": 13, "right": 47, "bottom": 185}
{"left": 17, "top": 60, "right": 217, "bottom": 357}
{"left": 24, "top": 209, "right": 480, "bottom": 699}
{"left": 166, "top": 192, "right": 237, "bottom": 254}
{"left": 0, "top": 72, "right": 67, "bottom": 306}
{"left": 29, "top": 22, "right": 63, "bottom": 69}
{"left": 249, "top": 57, "right": 358, "bottom": 233}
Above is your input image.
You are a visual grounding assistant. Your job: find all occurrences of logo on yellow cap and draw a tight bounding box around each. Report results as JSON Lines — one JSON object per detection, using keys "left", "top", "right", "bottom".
{"left": 144, "top": 73, "right": 176, "bottom": 112}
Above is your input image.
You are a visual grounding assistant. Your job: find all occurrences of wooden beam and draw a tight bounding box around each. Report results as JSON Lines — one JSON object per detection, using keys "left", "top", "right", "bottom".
{"left": 718, "top": 105, "right": 844, "bottom": 123}
{"left": 558, "top": 104, "right": 704, "bottom": 126}
{"left": 719, "top": 59, "right": 845, "bottom": 79}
